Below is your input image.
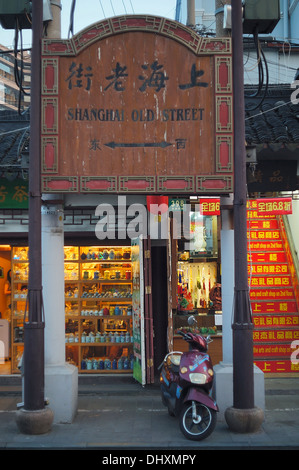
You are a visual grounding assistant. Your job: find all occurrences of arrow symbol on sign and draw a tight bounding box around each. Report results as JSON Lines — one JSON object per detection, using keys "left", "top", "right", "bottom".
{"left": 105, "top": 141, "right": 172, "bottom": 149}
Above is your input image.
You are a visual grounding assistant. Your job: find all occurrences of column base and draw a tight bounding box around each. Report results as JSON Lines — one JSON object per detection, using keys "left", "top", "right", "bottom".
{"left": 16, "top": 407, "right": 54, "bottom": 435}
{"left": 214, "top": 362, "right": 265, "bottom": 421}
{"left": 45, "top": 362, "right": 78, "bottom": 424}
{"left": 225, "top": 406, "right": 264, "bottom": 433}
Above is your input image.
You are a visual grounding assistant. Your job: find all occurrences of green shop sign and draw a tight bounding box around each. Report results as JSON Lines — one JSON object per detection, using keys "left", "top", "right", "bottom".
{"left": 169, "top": 198, "right": 187, "bottom": 211}
{"left": 0, "top": 178, "right": 29, "bottom": 209}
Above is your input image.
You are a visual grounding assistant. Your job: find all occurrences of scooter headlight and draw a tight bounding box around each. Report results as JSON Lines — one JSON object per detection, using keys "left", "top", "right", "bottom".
{"left": 189, "top": 373, "right": 207, "bottom": 384}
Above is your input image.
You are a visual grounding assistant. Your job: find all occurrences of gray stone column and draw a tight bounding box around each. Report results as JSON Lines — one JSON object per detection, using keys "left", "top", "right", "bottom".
{"left": 42, "top": 195, "right": 78, "bottom": 423}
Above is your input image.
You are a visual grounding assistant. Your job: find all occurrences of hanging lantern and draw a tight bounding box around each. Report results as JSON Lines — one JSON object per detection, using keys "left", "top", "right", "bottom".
{"left": 146, "top": 196, "right": 169, "bottom": 215}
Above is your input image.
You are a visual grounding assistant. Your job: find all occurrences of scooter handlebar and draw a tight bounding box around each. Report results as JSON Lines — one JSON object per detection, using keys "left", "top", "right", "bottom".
{"left": 177, "top": 330, "right": 192, "bottom": 340}
{"left": 177, "top": 330, "right": 210, "bottom": 351}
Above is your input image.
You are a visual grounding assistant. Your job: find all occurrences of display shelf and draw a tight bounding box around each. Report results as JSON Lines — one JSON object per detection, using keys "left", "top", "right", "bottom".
{"left": 12, "top": 247, "right": 28, "bottom": 261}
{"left": 10, "top": 247, "right": 29, "bottom": 373}
{"left": 9, "top": 245, "right": 134, "bottom": 374}
{"left": 64, "top": 245, "right": 134, "bottom": 373}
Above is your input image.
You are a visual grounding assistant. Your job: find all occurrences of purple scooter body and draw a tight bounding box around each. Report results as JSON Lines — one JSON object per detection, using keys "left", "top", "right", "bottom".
{"left": 160, "top": 329, "right": 218, "bottom": 441}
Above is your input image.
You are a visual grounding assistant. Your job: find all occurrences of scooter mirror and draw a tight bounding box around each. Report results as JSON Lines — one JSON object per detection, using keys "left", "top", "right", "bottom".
{"left": 187, "top": 315, "right": 197, "bottom": 326}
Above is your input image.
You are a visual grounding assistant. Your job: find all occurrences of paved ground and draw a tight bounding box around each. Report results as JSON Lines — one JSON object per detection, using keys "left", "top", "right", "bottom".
{"left": 0, "top": 375, "right": 298, "bottom": 451}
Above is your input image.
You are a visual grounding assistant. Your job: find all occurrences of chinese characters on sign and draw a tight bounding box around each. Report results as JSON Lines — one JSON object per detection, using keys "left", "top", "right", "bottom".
{"left": 249, "top": 276, "right": 292, "bottom": 287}
{"left": 104, "top": 62, "right": 128, "bottom": 91}
{"left": 252, "top": 301, "right": 297, "bottom": 314}
{"left": 179, "top": 64, "right": 209, "bottom": 90}
{"left": 255, "top": 360, "right": 299, "bottom": 373}
{"left": 199, "top": 198, "right": 220, "bottom": 216}
{"left": 0, "top": 179, "right": 28, "bottom": 208}
{"left": 138, "top": 61, "right": 169, "bottom": 92}
{"left": 247, "top": 161, "right": 297, "bottom": 193}
{"left": 65, "top": 60, "right": 207, "bottom": 95}
{"left": 65, "top": 60, "right": 209, "bottom": 157}
{"left": 253, "top": 330, "right": 299, "bottom": 343}
{"left": 65, "top": 62, "right": 93, "bottom": 90}
{"left": 247, "top": 198, "right": 293, "bottom": 217}
{"left": 247, "top": 198, "right": 299, "bottom": 374}
{"left": 248, "top": 264, "right": 289, "bottom": 275}
{"left": 253, "top": 314, "right": 298, "bottom": 327}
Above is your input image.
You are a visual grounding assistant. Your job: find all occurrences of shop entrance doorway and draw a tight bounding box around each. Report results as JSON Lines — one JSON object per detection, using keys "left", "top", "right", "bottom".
{"left": 151, "top": 245, "right": 168, "bottom": 377}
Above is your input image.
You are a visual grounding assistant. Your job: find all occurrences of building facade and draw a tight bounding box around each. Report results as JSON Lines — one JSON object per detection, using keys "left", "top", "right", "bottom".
{"left": 176, "top": 0, "right": 299, "bottom": 85}
{"left": 0, "top": 45, "right": 31, "bottom": 112}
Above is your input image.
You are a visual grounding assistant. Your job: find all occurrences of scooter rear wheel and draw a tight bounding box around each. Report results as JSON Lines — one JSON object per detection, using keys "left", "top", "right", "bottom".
{"left": 179, "top": 401, "right": 217, "bottom": 441}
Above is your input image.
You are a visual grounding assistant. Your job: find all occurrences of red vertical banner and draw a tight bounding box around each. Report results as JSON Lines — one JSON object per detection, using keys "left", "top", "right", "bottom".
{"left": 247, "top": 200, "right": 299, "bottom": 374}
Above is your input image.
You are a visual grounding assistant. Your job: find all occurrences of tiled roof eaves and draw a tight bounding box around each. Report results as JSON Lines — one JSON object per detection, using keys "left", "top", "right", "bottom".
{"left": 245, "top": 84, "right": 299, "bottom": 146}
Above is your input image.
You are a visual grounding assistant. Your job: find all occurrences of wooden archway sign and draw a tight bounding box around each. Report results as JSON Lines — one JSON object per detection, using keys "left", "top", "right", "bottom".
{"left": 41, "top": 15, "right": 233, "bottom": 195}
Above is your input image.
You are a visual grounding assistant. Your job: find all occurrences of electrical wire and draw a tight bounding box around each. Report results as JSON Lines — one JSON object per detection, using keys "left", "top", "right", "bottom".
{"left": 99, "top": 1, "right": 106, "bottom": 18}
{"left": 245, "top": 99, "right": 294, "bottom": 121}
{"left": 245, "top": 54, "right": 298, "bottom": 76}
{"left": 245, "top": 29, "right": 263, "bottom": 97}
{"left": 110, "top": 0, "right": 116, "bottom": 16}
{"left": 122, "top": 0, "right": 127, "bottom": 14}
{"left": 0, "top": 48, "right": 31, "bottom": 54}
{"left": 245, "top": 61, "right": 298, "bottom": 88}
{"left": 245, "top": 27, "right": 269, "bottom": 111}
{"left": 129, "top": 0, "right": 135, "bottom": 14}
{"left": 244, "top": 38, "right": 299, "bottom": 84}
{"left": 0, "top": 127, "right": 30, "bottom": 138}
{"left": 13, "top": 19, "right": 30, "bottom": 116}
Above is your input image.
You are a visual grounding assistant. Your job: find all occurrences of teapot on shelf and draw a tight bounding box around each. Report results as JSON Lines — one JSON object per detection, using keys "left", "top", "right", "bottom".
{"left": 109, "top": 306, "right": 115, "bottom": 315}
{"left": 123, "top": 249, "right": 130, "bottom": 259}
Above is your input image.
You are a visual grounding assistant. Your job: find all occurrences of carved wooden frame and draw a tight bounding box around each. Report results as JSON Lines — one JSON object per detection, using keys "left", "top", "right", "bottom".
{"left": 41, "top": 15, "right": 233, "bottom": 194}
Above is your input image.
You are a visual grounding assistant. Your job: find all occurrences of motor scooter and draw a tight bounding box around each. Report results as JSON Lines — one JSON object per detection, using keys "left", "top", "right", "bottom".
{"left": 159, "top": 317, "right": 218, "bottom": 441}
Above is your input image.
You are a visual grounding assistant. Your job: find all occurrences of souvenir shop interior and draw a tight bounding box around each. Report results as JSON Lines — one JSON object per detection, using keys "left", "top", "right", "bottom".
{"left": 0, "top": 244, "right": 136, "bottom": 374}
{"left": 172, "top": 209, "right": 223, "bottom": 362}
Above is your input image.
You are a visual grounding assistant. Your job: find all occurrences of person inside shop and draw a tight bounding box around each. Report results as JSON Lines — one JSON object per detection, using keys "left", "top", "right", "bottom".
{"left": 4, "top": 269, "right": 11, "bottom": 295}
{"left": 1, "top": 269, "right": 12, "bottom": 319}
{"left": 209, "top": 282, "right": 221, "bottom": 311}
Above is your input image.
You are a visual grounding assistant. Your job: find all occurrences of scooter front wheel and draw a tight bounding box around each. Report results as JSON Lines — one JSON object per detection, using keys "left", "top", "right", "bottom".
{"left": 179, "top": 401, "right": 217, "bottom": 441}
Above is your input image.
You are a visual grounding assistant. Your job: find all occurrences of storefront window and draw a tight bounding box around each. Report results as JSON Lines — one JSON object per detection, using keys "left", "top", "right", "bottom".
{"left": 64, "top": 245, "right": 134, "bottom": 373}
{"left": 173, "top": 208, "right": 222, "bottom": 364}
{"left": 189, "top": 212, "right": 218, "bottom": 259}
{"left": 0, "top": 244, "right": 136, "bottom": 375}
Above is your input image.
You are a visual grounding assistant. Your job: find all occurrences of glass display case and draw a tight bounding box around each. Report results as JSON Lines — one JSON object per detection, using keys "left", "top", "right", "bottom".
{"left": 9, "top": 245, "right": 134, "bottom": 374}
{"left": 11, "top": 247, "right": 28, "bottom": 373}
{"left": 64, "top": 246, "right": 134, "bottom": 373}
